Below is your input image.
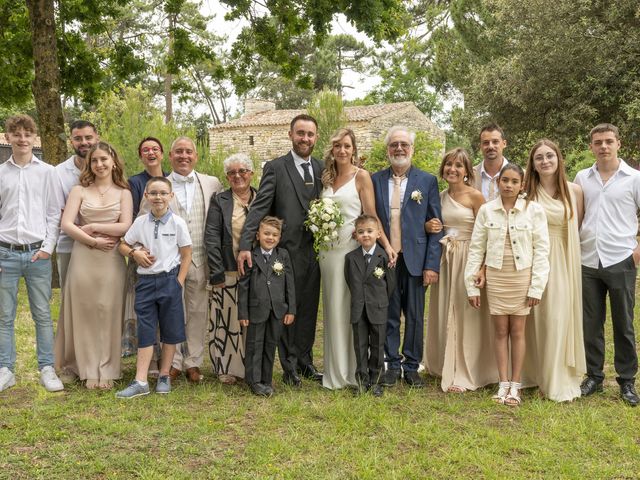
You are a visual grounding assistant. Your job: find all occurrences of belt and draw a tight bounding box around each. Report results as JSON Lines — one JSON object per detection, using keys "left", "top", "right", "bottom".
{"left": 139, "top": 265, "right": 180, "bottom": 278}
{"left": 0, "top": 240, "right": 43, "bottom": 252}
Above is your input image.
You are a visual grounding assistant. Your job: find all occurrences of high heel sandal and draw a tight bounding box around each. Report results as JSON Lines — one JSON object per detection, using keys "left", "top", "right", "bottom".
{"left": 492, "top": 381, "right": 510, "bottom": 404}
{"left": 505, "top": 381, "right": 522, "bottom": 406}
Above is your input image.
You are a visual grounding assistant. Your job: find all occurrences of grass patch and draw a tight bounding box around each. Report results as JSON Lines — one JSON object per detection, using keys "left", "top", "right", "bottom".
{"left": 1, "top": 281, "right": 640, "bottom": 478}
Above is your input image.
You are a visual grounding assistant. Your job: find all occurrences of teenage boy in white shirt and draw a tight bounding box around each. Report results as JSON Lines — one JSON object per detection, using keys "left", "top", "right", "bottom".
{"left": 0, "top": 114, "right": 63, "bottom": 392}
{"left": 575, "top": 123, "right": 640, "bottom": 406}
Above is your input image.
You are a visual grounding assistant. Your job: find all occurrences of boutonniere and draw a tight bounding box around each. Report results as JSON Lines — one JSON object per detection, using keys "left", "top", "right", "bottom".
{"left": 272, "top": 260, "right": 284, "bottom": 276}
{"left": 373, "top": 266, "right": 385, "bottom": 279}
{"left": 411, "top": 190, "right": 423, "bottom": 204}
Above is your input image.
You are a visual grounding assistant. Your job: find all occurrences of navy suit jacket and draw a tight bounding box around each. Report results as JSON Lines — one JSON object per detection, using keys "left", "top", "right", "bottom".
{"left": 371, "top": 165, "right": 443, "bottom": 276}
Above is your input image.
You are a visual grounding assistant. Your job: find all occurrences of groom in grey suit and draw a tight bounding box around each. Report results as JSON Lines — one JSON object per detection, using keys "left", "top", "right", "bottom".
{"left": 237, "top": 114, "right": 323, "bottom": 386}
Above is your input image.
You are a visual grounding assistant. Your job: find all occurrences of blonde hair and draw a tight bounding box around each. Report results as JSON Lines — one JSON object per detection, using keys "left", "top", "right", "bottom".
{"left": 321, "top": 128, "right": 359, "bottom": 187}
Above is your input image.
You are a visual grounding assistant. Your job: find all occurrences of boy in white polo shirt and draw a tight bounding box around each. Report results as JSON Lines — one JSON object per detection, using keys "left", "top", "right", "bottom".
{"left": 116, "top": 177, "right": 192, "bottom": 398}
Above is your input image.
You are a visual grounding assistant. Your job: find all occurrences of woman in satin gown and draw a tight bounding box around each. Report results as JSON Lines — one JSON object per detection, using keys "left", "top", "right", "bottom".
{"left": 55, "top": 142, "right": 133, "bottom": 389}
{"left": 319, "top": 128, "right": 396, "bottom": 390}
{"left": 523, "top": 139, "right": 586, "bottom": 402}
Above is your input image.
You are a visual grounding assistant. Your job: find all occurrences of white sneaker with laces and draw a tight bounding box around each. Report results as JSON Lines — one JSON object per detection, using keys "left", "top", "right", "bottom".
{"left": 0, "top": 367, "right": 16, "bottom": 392}
{"left": 40, "top": 366, "right": 64, "bottom": 392}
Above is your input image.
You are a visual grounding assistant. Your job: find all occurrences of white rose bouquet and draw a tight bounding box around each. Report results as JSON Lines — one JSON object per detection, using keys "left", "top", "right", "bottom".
{"left": 305, "top": 198, "right": 345, "bottom": 254}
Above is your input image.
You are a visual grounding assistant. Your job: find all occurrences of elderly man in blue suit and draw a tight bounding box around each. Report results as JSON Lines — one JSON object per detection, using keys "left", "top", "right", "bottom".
{"left": 372, "top": 126, "right": 443, "bottom": 387}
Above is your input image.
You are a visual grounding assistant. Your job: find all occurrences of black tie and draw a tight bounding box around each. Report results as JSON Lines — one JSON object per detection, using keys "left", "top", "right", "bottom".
{"left": 364, "top": 253, "right": 372, "bottom": 264}
{"left": 263, "top": 253, "right": 271, "bottom": 264}
{"left": 301, "top": 162, "right": 314, "bottom": 189}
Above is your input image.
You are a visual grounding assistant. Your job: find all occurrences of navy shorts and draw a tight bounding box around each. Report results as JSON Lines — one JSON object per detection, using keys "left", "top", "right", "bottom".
{"left": 134, "top": 266, "right": 186, "bottom": 347}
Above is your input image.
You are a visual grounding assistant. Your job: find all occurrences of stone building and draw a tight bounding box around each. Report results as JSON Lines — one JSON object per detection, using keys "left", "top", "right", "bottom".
{"left": 209, "top": 99, "right": 445, "bottom": 163}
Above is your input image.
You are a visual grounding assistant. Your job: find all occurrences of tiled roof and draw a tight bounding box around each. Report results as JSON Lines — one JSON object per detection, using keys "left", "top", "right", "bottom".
{"left": 0, "top": 133, "right": 42, "bottom": 148}
{"left": 211, "top": 102, "right": 416, "bottom": 130}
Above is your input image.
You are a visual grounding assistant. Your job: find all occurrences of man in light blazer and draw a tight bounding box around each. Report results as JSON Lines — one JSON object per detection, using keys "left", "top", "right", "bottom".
{"left": 237, "top": 114, "right": 323, "bottom": 387}
{"left": 372, "top": 126, "right": 443, "bottom": 388}
{"left": 137, "top": 136, "right": 222, "bottom": 383}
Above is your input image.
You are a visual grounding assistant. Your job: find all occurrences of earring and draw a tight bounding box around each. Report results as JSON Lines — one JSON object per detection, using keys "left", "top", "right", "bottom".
{"left": 463, "top": 175, "right": 468, "bottom": 182}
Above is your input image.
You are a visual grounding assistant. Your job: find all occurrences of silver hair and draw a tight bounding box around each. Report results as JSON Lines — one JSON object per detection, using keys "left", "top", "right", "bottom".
{"left": 170, "top": 136, "right": 197, "bottom": 152}
{"left": 223, "top": 153, "right": 254, "bottom": 173}
{"left": 384, "top": 126, "right": 416, "bottom": 146}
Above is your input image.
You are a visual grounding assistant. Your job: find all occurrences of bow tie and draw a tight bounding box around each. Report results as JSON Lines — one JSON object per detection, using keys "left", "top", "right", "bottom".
{"left": 174, "top": 174, "right": 194, "bottom": 184}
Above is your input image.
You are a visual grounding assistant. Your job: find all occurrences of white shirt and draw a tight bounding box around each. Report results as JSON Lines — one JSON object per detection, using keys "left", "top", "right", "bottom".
{"left": 361, "top": 245, "right": 377, "bottom": 257}
{"left": 574, "top": 159, "right": 640, "bottom": 268}
{"left": 124, "top": 210, "right": 192, "bottom": 275}
{"left": 479, "top": 158, "right": 509, "bottom": 200}
{"left": 55, "top": 155, "right": 81, "bottom": 253}
{"left": 291, "top": 150, "right": 313, "bottom": 181}
{"left": 171, "top": 171, "right": 197, "bottom": 213}
{"left": 387, "top": 171, "right": 408, "bottom": 211}
{"left": 0, "top": 155, "right": 61, "bottom": 254}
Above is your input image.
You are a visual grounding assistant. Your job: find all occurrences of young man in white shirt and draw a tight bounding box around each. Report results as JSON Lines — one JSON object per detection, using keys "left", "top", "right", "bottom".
{"left": 473, "top": 123, "right": 509, "bottom": 201}
{"left": 575, "top": 123, "right": 640, "bottom": 406}
{"left": 0, "top": 114, "right": 63, "bottom": 392}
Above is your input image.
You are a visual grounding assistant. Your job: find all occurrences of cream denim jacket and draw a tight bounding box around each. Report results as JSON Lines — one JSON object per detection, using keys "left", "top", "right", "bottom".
{"left": 465, "top": 196, "right": 550, "bottom": 299}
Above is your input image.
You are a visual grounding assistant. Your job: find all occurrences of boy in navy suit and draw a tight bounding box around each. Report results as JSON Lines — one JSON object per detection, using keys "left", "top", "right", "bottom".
{"left": 344, "top": 215, "right": 396, "bottom": 397}
{"left": 238, "top": 216, "right": 296, "bottom": 397}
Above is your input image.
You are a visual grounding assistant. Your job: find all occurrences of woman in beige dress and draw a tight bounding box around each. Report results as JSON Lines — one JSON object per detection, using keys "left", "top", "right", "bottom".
{"left": 204, "top": 153, "right": 256, "bottom": 384}
{"left": 524, "top": 139, "right": 586, "bottom": 401}
{"left": 55, "top": 142, "right": 133, "bottom": 389}
{"left": 425, "top": 148, "right": 497, "bottom": 392}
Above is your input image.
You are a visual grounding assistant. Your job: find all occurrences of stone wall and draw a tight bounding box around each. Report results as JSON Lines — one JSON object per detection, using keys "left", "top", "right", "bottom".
{"left": 209, "top": 104, "right": 446, "bottom": 170}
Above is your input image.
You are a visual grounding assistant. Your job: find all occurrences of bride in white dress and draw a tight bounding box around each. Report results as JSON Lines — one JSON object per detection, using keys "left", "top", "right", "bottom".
{"left": 320, "top": 128, "right": 396, "bottom": 389}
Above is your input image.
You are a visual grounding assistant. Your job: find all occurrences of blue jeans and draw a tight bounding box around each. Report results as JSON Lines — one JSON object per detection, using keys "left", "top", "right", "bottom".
{"left": 0, "top": 246, "right": 54, "bottom": 371}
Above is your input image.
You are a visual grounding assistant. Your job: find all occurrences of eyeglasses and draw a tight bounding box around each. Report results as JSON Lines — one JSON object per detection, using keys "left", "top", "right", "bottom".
{"left": 141, "top": 147, "right": 162, "bottom": 154}
{"left": 226, "top": 169, "right": 251, "bottom": 176}
{"left": 388, "top": 142, "right": 412, "bottom": 150}
{"left": 146, "top": 192, "right": 171, "bottom": 197}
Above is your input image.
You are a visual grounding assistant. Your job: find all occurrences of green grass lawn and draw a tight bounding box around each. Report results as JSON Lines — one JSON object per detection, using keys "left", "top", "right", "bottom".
{"left": 1, "top": 282, "right": 640, "bottom": 479}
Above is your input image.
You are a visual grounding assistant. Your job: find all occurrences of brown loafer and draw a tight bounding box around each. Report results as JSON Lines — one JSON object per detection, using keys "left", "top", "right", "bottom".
{"left": 185, "top": 367, "right": 204, "bottom": 383}
{"left": 169, "top": 367, "right": 182, "bottom": 381}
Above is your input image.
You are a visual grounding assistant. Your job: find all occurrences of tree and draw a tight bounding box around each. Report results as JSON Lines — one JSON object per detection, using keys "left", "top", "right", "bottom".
{"left": 425, "top": 0, "right": 640, "bottom": 158}
{"left": 306, "top": 90, "right": 348, "bottom": 158}
{"left": 25, "top": 0, "right": 66, "bottom": 165}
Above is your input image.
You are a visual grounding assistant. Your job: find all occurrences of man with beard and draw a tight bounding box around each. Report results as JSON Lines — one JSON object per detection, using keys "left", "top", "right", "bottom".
{"left": 54, "top": 120, "right": 100, "bottom": 287}
{"left": 372, "top": 126, "right": 442, "bottom": 388}
{"left": 473, "top": 123, "right": 509, "bottom": 201}
{"left": 237, "top": 114, "right": 323, "bottom": 387}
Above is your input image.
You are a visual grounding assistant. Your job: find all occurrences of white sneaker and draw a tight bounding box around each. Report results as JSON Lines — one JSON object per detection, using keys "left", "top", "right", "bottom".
{"left": 40, "top": 366, "right": 64, "bottom": 392}
{"left": 0, "top": 367, "right": 16, "bottom": 392}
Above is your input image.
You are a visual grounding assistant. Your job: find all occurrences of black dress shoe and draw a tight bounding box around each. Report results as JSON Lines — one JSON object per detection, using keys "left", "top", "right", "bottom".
{"left": 380, "top": 369, "right": 401, "bottom": 387}
{"left": 249, "top": 383, "right": 270, "bottom": 397}
{"left": 282, "top": 371, "right": 302, "bottom": 387}
{"left": 403, "top": 371, "right": 425, "bottom": 388}
{"left": 263, "top": 384, "right": 274, "bottom": 397}
{"left": 620, "top": 383, "right": 639, "bottom": 407}
{"left": 299, "top": 364, "right": 323, "bottom": 382}
{"left": 580, "top": 377, "right": 603, "bottom": 397}
{"left": 371, "top": 383, "right": 384, "bottom": 397}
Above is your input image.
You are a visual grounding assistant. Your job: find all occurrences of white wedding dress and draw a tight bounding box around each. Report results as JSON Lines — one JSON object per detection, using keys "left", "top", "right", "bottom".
{"left": 320, "top": 169, "right": 362, "bottom": 389}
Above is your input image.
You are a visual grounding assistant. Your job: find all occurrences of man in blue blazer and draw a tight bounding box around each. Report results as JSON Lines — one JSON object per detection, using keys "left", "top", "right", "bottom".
{"left": 371, "top": 126, "right": 443, "bottom": 387}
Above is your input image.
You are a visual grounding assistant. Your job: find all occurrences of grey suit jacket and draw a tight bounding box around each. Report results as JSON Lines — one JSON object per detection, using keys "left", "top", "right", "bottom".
{"left": 239, "top": 152, "right": 322, "bottom": 276}
{"left": 344, "top": 244, "right": 396, "bottom": 325}
{"left": 238, "top": 246, "right": 296, "bottom": 324}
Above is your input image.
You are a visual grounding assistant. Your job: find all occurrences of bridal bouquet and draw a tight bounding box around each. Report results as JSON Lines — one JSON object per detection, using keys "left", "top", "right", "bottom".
{"left": 305, "top": 198, "right": 344, "bottom": 254}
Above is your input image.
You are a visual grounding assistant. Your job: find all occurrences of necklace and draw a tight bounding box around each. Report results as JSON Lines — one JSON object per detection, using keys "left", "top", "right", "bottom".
{"left": 97, "top": 183, "right": 113, "bottom": 198}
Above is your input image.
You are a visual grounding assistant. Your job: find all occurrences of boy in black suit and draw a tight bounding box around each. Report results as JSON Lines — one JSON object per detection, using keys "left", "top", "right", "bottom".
{"left": 238, "top": 216, "right": 296, "bottom": 397}
{"left": 344, "top": 214, "right": 396, "bottom": 397}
